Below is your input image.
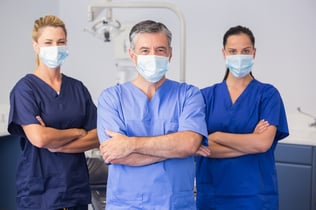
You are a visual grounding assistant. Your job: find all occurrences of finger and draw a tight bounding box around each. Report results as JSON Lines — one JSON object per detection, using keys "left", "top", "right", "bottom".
{"left": 105, "top": 129, "right": 115, "bottom": 137}
{"left": 197, "top": 146, "right": 211, "bottom": 156}
{"left": 262, "top": 121, "right": 269, "bottom": 128}
{"left": 36, "top": 116, "right": 46, "bottom": 126}
{"left": 99, "top": 141, "right": 108, "bottom": 152}
{"left": 202, "top": 148, "right": 211, "bottom": 156}
{"left": 196, "top": 149, "right": 210, "bottom": 157}
{"left": 101, "top": 151, "right": 108, "bottom": 162}
{"left": 105, "top": 155, "right": 113, "bottom": 164}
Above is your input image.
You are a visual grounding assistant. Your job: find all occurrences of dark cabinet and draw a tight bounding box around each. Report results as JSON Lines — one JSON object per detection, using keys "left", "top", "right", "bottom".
{"left": 0, "top": 135, "right": 20, "bottom": 210}
{"left": 275, "top": 143, "right": 316, "bottom": 210}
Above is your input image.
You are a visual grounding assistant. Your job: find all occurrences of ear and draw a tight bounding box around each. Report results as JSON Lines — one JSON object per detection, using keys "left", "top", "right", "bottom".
{"left": 128, "top": 48, "right": 137, "bottom": 65}
{"left": 253, "top": 48, "right": 257, "bottom": 59}
{"left": 222, "top": 48, "right": 226, "bottom": 59}
{"left": 168, "top": 47, "right": 173, "bottom": 62}
{"left": 32, "top": 41, "right": 40, "bottom": 54}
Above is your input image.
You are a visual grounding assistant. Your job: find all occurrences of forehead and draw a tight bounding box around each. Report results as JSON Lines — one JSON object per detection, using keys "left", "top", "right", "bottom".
{"left": 134, "top": 32, "right": 168, "bottom": 49}
{"left": 38, "top": 26, "right": 66, "bottom": 41}
{"left": 225, "top": 33, "right": 252, "bottom": 48}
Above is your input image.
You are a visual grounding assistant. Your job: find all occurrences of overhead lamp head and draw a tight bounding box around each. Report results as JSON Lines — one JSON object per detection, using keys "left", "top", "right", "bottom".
{"left": 85, "top": 18, "right": 122, "bottom": 42}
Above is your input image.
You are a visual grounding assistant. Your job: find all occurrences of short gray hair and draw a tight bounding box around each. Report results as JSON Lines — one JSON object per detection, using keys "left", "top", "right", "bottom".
{"left": 129, "top": 20, "right": 172, "bottom": 50}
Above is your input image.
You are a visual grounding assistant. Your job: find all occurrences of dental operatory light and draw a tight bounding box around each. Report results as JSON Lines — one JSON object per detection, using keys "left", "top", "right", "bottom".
{"left": 85, "top": 17, "right": 122, "bottom": 42}
{"left": 86, "top": 0, "right": 186, "bottom": 81}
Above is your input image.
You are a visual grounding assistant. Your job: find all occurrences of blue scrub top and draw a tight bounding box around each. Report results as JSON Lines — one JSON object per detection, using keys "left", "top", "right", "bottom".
{"left": 8, "top": 74, "right": 97, "bottom": 210}
{"left": 196, "top": 79, "right": 289, "bottom": 210}
{"left": 97, "top": 79, "right": 208, "bottom": 210}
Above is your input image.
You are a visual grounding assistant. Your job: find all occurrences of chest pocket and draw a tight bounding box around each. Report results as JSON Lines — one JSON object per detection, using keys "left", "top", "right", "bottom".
{"left": 125, "top": 119, "right": 179, "bottom": 137}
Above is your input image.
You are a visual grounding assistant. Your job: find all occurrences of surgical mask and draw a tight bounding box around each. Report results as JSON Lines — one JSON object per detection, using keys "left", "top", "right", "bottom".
{"left": 136, "top": 55, "right": 169, "bottom": 83}
{"left": 225, "top": 54, "right": 254, "bottom": 78}
{"left": 39, "top": 46, "right": 69, "bottom": 68}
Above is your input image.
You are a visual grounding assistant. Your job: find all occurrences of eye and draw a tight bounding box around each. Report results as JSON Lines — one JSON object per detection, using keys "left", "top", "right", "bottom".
{"left": 228, "top": 49, "right": 237, "bottom": 55}
{"left": 155, "top": 47, "right": 168, "bottom": 55}
{"left": 44, "top": 41, "right": 52, "bottom": 45}
{"left": 139, "top": 49, "right": 149, "bottom": 55}
{"left": 241, "top": 49, "right": 251, "bottom": 54}
{"left": 58, "top": 41, "right": 66, "bottom": 45}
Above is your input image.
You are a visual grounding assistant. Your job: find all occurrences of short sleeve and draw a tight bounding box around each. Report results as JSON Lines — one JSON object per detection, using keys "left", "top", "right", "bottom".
{"left": 178, "top": 85, "right": 208, "bottom": 145}
{"left": 81, "top": 83, "right": 97, "bottom": 131}
{"left": 8, "top": 78, "right": 41, "bottom": 136}
{"left": 260, "top": 85, "right": 289, "bottom": 141}
{"left": 97, "top": 86, "right": 126, "bottom": 143}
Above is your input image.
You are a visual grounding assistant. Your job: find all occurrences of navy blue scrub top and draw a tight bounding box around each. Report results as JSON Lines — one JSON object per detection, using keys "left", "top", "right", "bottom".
{"left": 8, "top": 74, "right": 97, "bottom": 210}
{"left": 196, "top": 79, "right": 289, "bottom": 210}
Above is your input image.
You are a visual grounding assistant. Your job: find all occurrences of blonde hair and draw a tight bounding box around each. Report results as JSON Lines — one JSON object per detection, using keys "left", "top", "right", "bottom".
{"left": 32, "top": 15, "right": 67, "bottom": 66}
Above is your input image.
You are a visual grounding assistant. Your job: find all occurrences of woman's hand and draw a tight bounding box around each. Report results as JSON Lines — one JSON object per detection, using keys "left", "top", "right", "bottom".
{"left": 253, "top": 119, "right": 270, "bottom": 134}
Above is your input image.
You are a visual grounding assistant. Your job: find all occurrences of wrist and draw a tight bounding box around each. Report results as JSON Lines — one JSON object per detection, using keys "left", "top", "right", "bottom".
{"left": 130, "top": 137, "right": 138, "bottom": 153}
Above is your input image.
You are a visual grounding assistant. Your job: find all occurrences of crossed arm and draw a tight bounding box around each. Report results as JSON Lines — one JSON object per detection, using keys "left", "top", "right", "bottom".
{"left": 99, "top": 129, "right": 209, "bottom": 166}
{"left": 22, "top": 116, "right": 99, "bottom": 153}
{"left": 195, "top": 119, "right": 277, "bottom": 158}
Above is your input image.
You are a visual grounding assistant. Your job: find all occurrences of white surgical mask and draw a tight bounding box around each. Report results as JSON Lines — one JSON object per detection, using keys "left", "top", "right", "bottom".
{"left": 225, "top": 54, "right": 254, "bottom": 78}
{"left": 136, "top": 55, "right": 169, "bottom": 83}
{"left": 39, "top": 46, "right": 69, "bottom": 68}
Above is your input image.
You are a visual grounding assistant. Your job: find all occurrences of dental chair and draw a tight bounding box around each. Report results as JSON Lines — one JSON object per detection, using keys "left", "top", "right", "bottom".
{"left": 86, "top": 157, "right": 108, "bottom": 210}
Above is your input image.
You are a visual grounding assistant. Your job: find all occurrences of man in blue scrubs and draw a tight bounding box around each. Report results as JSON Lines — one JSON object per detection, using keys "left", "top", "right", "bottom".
{"left": 97, "top": 20, "right": 210, "bottom": 209}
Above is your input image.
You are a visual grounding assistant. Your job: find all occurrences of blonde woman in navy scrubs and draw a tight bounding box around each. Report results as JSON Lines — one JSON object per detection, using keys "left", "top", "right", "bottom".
{"left": 195, "top": 25, "right": 289, "bottom": 210}
{"left": 8, "top": 15, "right": 99, "bottom": 210}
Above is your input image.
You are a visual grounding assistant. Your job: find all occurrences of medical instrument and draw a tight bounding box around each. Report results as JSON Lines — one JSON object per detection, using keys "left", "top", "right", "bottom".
{"left": 297, "top": 107, "right": 316, "bottom": 127}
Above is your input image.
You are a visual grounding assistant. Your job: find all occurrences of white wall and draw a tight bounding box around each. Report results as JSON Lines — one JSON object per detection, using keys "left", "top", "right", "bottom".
{"left": 1, "top": 0, "right": 316, "bottom": 118}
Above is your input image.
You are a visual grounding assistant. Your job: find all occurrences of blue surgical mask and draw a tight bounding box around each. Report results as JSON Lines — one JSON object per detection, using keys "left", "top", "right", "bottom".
{"left": 39, "top": 46, "right": 69, "bottom": 68}
{"left": 136, "top": 55, "right": 169, "bottom": 83}
{"left": 225, "top": 54, "right": 254, "bottom": 78}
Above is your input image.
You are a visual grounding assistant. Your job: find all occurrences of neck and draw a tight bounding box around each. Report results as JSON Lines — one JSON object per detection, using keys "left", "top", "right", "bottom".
{"left": 33, "top": 66, "right": 62, "bottom": 94}
{"left": 132, "top": 75, "right": 166, "bottom": 100}
{"left": 34, "top": 65, "right": 61, "bottom": 81}
{"left": 226, "top": 74, "right": 253, "bottom": 88}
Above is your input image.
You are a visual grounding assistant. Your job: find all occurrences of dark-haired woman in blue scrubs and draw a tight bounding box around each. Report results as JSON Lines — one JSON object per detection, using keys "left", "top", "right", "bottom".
{"left": 8, "top": 15, "right": 99, "bottom": 210}
{"left": 195, "top": 25, "right": 289, "bottom": 210}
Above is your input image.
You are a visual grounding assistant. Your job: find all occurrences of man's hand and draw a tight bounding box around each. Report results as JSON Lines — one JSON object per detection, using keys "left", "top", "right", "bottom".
{"left": 100, "top": 130, "right": 135, "bottom": 164}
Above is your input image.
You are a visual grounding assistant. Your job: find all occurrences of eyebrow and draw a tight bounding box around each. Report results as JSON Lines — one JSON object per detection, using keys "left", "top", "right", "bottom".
{"left": 156, "top": 46, "right": 168, "bottom": 50}
{"left": 43, "top": 38, "right": 66, "bottom": 42}
{"left": 138, "top": 46, "right": 168, "bottom": 51}
{"left": 227, "top": 46, "right": 252, "bottom": 50}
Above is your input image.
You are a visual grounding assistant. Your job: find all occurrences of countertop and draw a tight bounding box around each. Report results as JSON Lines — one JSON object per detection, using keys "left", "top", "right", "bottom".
{"left": 279, "top": 112, "right": 316, "bottom": 146}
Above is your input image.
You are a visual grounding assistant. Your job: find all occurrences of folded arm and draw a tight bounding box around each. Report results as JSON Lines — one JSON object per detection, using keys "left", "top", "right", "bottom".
{"left": 22, "top": 123, "right": 86, "bottom": 149}
{"left": 100, "top": 130, "right": 205, "bottom": 166}
{"left": 196, "top": 119, "right": 276, "bottom": 158}
{"left": 49, "top": 129, "right": 99, "bottom": 153}
{"left": 212, "top": 127, "right": 277, "bottom": 154}
{"left": 22, "top": 116, "right": 98, "bottom": 153}
{"left": 109, "top": 153, "right": 165, "bottom": 166}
